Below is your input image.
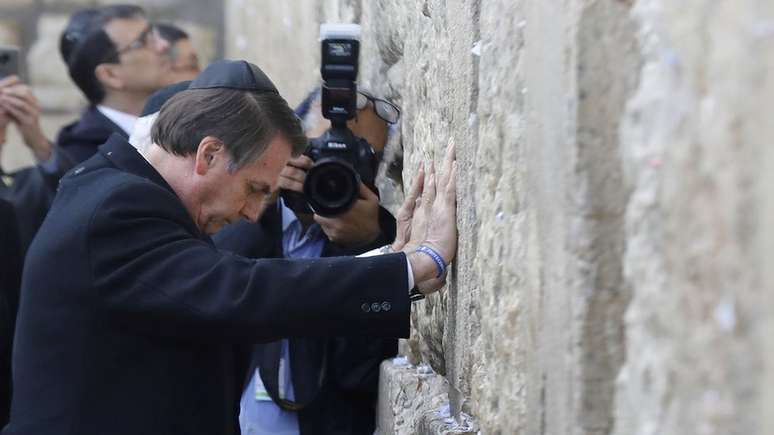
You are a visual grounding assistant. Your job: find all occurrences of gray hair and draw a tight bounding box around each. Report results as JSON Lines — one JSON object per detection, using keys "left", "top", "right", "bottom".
{"left": 151, "top": 88, "right": 308, "bottom": 171}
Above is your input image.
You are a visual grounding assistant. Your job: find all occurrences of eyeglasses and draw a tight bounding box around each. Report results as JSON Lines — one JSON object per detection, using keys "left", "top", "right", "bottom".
{"left": 115, "top": 24, "right": 155, "bottom": 56}
{"left": 356, "top": 91, "right": 401, "bottom": 124}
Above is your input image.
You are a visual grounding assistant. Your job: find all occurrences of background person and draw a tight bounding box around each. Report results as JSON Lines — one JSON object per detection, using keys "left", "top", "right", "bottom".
{"left": 156, "top": 22, "right": 202, "bottom": 84}
{"left": 55, "top": 4, "right": 170, "bottom": 166}
{"left": 0, "top": 75, "right": 55, "bottom": 253}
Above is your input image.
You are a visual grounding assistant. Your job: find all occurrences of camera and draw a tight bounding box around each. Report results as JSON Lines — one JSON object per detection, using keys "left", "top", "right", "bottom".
{"left": 284, "top": 24, "right": 378, "bottom": 217}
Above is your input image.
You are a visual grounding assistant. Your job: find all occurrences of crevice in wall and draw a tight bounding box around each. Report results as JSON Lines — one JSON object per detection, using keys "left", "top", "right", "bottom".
{"left": 574, "top": 1, "right": 640, "bottom": 433}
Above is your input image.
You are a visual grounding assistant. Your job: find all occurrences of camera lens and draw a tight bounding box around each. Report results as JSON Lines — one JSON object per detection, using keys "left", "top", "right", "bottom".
{"left": 304, "top": 159, "right": 359, "bottom": 217}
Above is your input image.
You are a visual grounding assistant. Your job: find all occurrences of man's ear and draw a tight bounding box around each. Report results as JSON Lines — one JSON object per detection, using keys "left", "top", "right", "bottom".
{"left": 194, "top": 136, "right": 224, "bottom": 175}
{"left": 94, "top": 63, "right": 125, "bottom": 92}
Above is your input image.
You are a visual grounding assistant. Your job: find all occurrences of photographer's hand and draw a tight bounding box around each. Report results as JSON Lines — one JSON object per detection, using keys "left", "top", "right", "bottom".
{"left": 260, "top": 154, "right": 314, "bottom": 208}
{"left": 276, "top": 155, "right": 313, "bottom": 194}
{"left": 315, "top": 183, "right": 380, "bottom": 247}
{"left": 0, "top": 75, "right": 51, "bottom": 162}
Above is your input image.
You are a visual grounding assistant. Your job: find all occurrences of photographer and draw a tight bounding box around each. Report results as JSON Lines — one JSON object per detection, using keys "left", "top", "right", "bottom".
{"left": 4, "top": 60, "right": 457, "bottom": 435}
{"left": 213, "top": 88, "right": 402, "bottom": 435}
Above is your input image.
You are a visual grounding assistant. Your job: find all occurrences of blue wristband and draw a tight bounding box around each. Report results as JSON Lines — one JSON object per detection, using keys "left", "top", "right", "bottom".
{"left": 416, "top": 245, "right": 446, "bottom": 278}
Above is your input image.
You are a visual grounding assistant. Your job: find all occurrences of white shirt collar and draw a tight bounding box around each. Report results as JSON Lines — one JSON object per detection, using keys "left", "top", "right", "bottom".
{"left": 96, "top": 105, "right": 138, "bottom": 135}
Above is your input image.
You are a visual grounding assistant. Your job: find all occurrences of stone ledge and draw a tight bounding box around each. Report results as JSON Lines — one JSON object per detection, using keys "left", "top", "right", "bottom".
{"left": 376, "top": 356, "right": 478, "bottom": 435}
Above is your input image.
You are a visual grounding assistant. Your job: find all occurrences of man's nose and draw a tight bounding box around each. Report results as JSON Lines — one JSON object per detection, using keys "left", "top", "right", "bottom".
{"left": 240, "top": 198, "right": 263, "bottom": 223}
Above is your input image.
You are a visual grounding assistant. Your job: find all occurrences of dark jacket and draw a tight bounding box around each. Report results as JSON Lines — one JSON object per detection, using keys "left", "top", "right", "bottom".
{"left": 3, "top": 135, "right": 409, "bottom": 435}
{"left": 55, "top": 105, "right": 128, "bottom": 165}
{"left": 214, "top": 199, "right": 398, "bottom": 435}
{"left": 0, "top": 105, "right": 125, "bottom": 254}
{"left": 0, "top": 199, "right": 22, "bottom": 428}
{"left": 0, "top": 145, "right": 77, "bottom": 255}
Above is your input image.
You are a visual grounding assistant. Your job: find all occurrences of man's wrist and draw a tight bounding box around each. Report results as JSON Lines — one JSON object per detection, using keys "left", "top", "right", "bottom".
{"left": 407, "top": 250, "right": 437, "bottom": 284}
{"left": 24, "top": 131, "right": 52, "bottom": 161}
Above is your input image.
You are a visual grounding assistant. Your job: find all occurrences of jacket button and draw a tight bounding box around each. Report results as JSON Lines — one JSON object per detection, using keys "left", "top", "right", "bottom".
{"left": 361, "top": 303, "right": 371, "bottom": 313}
{"left": 371, "top": 302, "right": 381, "bottom": 313}
{"left": 381, "top": 302, "right": 391, "bottom": 312}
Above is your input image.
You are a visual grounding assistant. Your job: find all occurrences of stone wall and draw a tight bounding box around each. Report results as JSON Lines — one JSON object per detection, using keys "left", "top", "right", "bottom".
{"left": 0, "top": 0, "right": 223, "bottom": 171}
{"left": 225, "top": 1, "right": 774, "bottom": 434}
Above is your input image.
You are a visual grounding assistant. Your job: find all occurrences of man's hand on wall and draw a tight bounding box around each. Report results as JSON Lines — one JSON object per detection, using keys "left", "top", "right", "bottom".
{"left": 391, "top": 164, "right": 424, "bottom": 251}
{"left": 405, "top": 141, "right": 457, "bottom": 294}
{"left": 0, "top": 75, "right": 51, "bottom": 162}
{"left": 315, "top": 183, "right": 380, "bottom": 246}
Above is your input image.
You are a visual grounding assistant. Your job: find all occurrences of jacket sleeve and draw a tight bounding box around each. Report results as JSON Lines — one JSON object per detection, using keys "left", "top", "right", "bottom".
{"left": 87, "top": 181, "right": 410, "bottom": 343}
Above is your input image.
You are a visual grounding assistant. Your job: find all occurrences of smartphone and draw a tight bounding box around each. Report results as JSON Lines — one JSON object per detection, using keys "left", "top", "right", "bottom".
{"left": 0, "top": 45, "right": 20, "bottom": 79}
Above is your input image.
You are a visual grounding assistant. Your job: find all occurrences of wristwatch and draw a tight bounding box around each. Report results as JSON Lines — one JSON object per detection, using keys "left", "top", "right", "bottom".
{"left": 409, "top": 286, "right": 425, "bottom": 302}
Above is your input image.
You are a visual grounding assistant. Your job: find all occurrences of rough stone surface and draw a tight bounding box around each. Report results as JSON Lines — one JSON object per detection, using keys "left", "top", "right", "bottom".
{"left": 26, "top": 14, "right": 87, "bottom": 112}
{"left": 0, "top": 20, "right": 22, "bottom": 46}
{"left": 230, "top": 0, "right": 774, "bottom": 433}
{"left": 376, "top": 357, "right": 477, "bottom": 435}
{"left": 611, "top": 1, "right": 773, "bottom": 435}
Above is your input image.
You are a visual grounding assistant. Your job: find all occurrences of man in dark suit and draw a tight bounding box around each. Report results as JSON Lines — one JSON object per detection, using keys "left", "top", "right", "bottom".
{"left": 55, "top": 4, "right": 170, "bottom": 165}
{"left": 3, "top": 60, "right": 457, "bottom": 435}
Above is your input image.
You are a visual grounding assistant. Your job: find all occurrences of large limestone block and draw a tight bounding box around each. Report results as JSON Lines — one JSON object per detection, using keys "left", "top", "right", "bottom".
{"left": 376, "top": 358, "right": 477, "bottom": 435}
{"left": 361, "top": 0, "right": 482, "bottom": 414}
{"left": 1, "top": 0, "right": 35, "bottom": 7}
{"left": 613, "top": 1, "right": 773, "bottom": 434}
{"left": 0, "top": 20, "right": 21, "bottom": 47}
{"left": 42, "top": 0, "right": 94, "bottom": 5}
{"left": 26, "top": 14, "right": 86, "bottom": 112}
{"left": 225, "top": 0, "right": 321, "bottom": 107}
{"left": 96, "top": 0, "right": 179, "bottom": 7}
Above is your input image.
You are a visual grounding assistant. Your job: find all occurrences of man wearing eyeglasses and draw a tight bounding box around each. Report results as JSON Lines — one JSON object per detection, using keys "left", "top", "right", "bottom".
{"left": 214, "top": 88, "right": 403, "bottom": 435}
{"left": 54, "top": 5, "right": 170, "bottom": 167}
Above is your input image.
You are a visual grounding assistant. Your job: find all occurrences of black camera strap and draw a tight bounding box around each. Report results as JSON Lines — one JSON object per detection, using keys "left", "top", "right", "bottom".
{"left": 257, "top": 339, "right": 328, "bottom": 412}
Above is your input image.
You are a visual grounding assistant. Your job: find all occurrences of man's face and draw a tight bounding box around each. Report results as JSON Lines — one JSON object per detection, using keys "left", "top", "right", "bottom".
{"left": 162, "top": 38, "right": 201, "bottom": 85}
{"left": 102, "top": 16, "right": 170, "bottom": 95}
{"left": 193, "top": 134, "right": 292, "bottom": 235}
{"left": 347, "top": 101, "right": 388, "bottom": 154}
{"left": 307, "top": 99, "right": 389, "bottom": 153}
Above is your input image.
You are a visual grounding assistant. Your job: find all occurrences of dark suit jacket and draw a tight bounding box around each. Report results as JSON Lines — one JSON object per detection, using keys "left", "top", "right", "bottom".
{"left": 0, "top": 105, "right": 124, "bottom": 254}
{"left": 0, "top": 151, "right": 70, "bottom": 256}
{"left": 3, "top": 135, "right": 409, "bottom": 435}
{"left": 55, "top": 105, "right": 128, "bottom": 165}
{"left": 0, "top": 199, "right": 22, "bottom": 427}
{"left": 215, "top": 202, "right": 399, "bottom": 435}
